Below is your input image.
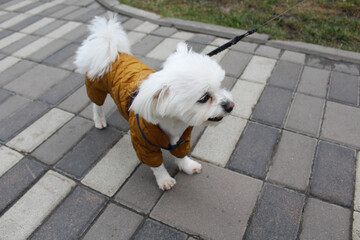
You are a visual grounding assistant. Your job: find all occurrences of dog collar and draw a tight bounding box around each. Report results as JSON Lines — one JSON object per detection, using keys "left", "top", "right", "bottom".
{"left": 130, "top": 91, "right": 186, "bottom": 151}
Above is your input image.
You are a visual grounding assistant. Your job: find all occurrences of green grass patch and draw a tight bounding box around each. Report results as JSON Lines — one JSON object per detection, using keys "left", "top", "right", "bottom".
{"left": 119, "top": 0, "right": 360, "bottom": 52}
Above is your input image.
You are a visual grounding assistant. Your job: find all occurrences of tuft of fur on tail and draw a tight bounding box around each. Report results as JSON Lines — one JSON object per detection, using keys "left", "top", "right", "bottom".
{"left": 74, "top": 13, "right": 131, "bottom": 80}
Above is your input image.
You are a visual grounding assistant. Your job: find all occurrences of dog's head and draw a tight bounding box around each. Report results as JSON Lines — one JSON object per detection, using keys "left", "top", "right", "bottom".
{"left": 130, "top": 42, "right": 234, "bottom": 126}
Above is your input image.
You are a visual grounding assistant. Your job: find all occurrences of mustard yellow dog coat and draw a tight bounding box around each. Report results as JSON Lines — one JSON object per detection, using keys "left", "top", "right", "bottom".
{"left": 85, "top": 53, "right": 193, "bottom": 167}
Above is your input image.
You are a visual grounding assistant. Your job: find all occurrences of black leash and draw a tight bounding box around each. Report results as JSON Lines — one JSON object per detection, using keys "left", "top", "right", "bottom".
{"left": 207, "top": 0, "right": 308, "bottom": 57}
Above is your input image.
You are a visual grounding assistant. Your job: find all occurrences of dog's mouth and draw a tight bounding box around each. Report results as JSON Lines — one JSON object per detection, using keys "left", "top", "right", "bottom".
{"left": 208, "top": 116, "right": 224, "bottom": 122}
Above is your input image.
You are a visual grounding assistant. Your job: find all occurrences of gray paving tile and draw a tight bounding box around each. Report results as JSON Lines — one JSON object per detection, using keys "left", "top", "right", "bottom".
{"left": 244, "top": 183, "right": 305, "bottom": 240}
{"left": 58, "top": 85, "right": 90, "bottom": 114}
{"left": 42, "top": 43, "right": 79, "bottom": 67}
{"left": 55, "top": 127, "right": 122, "bottom": 180}
{"left": 32, "top": 19, "right": 66, "bottom": 36}
{"left": 268, "top": 61, "right": 303, "bottom": 90}
{"left": 32, "top": 116, "right": 93, "bottom": 165}
{"left": 280, "top": 50, "right": 306, "bottom": 64}
{"left": 83, "top": 203, "right": 143, "bottom": 240}
{"left": 75, "top": 8, "right": 106, "bottom": 23}
{"left": 266, "top": 131, "right": 317, "bottom": 191}
{"left": 0, "top": 89, "right": 12, "bottom": 103}
{"left": 328, "top": 71, "right": 359, "bottom": 106}
{"left": 1, "top": 35, "right": 38, "bottom": 55}
{"left": 0, "top": 157, "right": 47, "bottom": 213}
{"left": 49, "top": 5, "right": 79, "bottom": 18}
{"left": 0, "top": 12, "right": 16, "bottom": 24}
{"left": 106, "top": 110, "right": 129, "bottom": 132}
{"left": 231, "top": 41, "right": 258, "bottom": 54}
{"left": 4, "top": 64, "right": 71, "bottom": 99}
{"left": 220, "top": 50, "right": 252, "bottom": 78}
{"left": 8, "top": 15, "right": 41, "bottom": 32}
{"left": 151, "top": 163, "right": 263, "bottom": 240}
{"left": 321, "top": 101, "right": 360, "bottom": 148}
{"left": 310, "top": 141, "right": 355, "bottom": 207}
{"left": 0, "top": 95, "right": 30, "bottom": 122}
{"left": 297, "top": 66, "right": 330, "bottom": 98}
{"left": 0, "top": 59, "right": 36, "bottom": 87}
{"left": 228, "top": 122, "right": 281, "bottom": 179}
{"left": 137, "top": 57, "right": 163, "bottom": 71}
{"left": 37, "top": 4, "right": 64, "bottom": 17}
{"left": 306, "top": 55, "right": 334, "bottom": 70}
{"left": 299, "top": 198, "right": 351, "bottom": 240}
{"left": 134, "top": 219, "right": 188, "bottom": 240}
{"left": 14, "top": 1, "right": 42, "bottom": 12}
{"left": 62, "top": 6, "right": 93, "bottom": 21}
{"left": 185, "top": 41, "right": 206, "bottom": 53}
{"left": 39, "top": 72, "right": 83, "bottom": 105}
{"left": 132, "top": 35, "right": 164, "bottom": 56}
{"left": 0, "top": 100, "right": 50, "bottom": 142}
{"left": 285, "top": 93, "right": 325, "bottom": 136}
{"left": 255, "top": 45, "right": 281, "bottom": 59}
{"left": 221, "top": 76, "right": 237, "bottom": 91}
{"left": 151, "top": 26, "right": 177, "bottom": 37}
{"left": 122, "top": 18, "right": 143, "bottom": 31}
{"left": 61, "top": 24, "right": 87, "bottom": 42}
{"left": 334, "top": 62, "right": 360, "bottom": 75}
{"left": 251, "top": 86, "right": 293, "bottom": 127}
{"left": 0, "top": 53, "right": 5, "bottom": 60}
{"left": 28, "top": 39, "right": 70, "bottom": 63}
{"left": 30, "top": 186, "right": 107, "bottom": 240}
{"left": 187, "top": 33, "right": 215, "bottom": 45}
{"left": 0, "top": 29, "right": 13, "bottom": 40}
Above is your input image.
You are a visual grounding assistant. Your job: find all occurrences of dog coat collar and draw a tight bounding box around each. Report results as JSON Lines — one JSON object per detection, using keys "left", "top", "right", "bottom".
{"left": 130, "top": 91, "right": 186, "bottom": 151}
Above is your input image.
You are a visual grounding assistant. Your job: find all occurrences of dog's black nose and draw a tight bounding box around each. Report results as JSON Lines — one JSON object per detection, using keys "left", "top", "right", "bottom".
{"left": 222, "top": 101, "right": 234, "bottom": 113}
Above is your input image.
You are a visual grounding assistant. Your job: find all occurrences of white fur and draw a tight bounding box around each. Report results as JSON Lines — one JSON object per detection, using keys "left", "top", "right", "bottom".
{"left": 74, "top": 12, "right": 131, "bottom": 80}
{"left": 75, "top": 15, "right": 234, "bottom": 191}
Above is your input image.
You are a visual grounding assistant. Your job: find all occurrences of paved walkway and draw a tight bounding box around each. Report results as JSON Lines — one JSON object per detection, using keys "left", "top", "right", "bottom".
{"left": 0, "top": 0, "right": 359, "bottom": 239}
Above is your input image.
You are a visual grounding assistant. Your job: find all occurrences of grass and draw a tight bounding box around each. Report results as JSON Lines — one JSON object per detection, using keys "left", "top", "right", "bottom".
{"left": 119, "top": 0, "right": 360, "bottom": 52}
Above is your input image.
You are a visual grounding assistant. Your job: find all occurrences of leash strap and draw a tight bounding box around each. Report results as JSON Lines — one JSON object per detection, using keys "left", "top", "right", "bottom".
{"left": 207, "top": 0, "right": 308, "bottom": 57}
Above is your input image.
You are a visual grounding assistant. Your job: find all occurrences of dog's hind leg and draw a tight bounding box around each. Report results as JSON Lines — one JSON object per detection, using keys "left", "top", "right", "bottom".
{"left": 93, "top": 103, "right": 107, "bottom": 129}
{"left": 175, "top": 156, "right": 202, "bottom": 175}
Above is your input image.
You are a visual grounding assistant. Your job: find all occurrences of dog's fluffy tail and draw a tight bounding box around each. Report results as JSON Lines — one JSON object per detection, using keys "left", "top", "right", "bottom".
{"left": 74, "top": 13, "right": 131, "bottom": 80}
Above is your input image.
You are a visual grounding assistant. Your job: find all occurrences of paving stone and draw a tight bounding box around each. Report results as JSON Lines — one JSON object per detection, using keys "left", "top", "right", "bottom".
{"left": 240, "top": 55, "right": 277, "bottom": 84}
{"left": 354, "top": 211, "right": 360, "bottom": 240}
{"left": 12, "top": 36, "right": 54, "bottom": 59}
{"left": 32, "top": 19, "right": 66, "bottom": 36}
{"left": 244, "top": 183, "right": 305, "bottom": 240}
{"left": 58, "top": 85, "right": 90, "bottom": 114}
{"left": 0, "top": 100, "right": 50, "bottom": 142}
{"left": 187, "top": 33, "right": 215, "bottom": 45}
{"left": 128, "top": 31, "right": 146, "bottom": 46}
{"left": 151, "top": 163, "right": 263, "bottom": 240}
{"left": 321, "top": 101, "right": 360, "bottom": 148}
{"left": 122, "top": 18, "right": 143, "bottom": 31}
{"left": 39, "top": 72, "right": 83, "bottom": 105}
{"left": 132, "top": 35, "right": 164, "bottom": 56}
{"left": 231, "top": 80, "right": 264, "bottom": 119}
{"left": 138, "top": 56, "right": 163, "bottom": 71}
{"left": 0, "top": 56, "right": 20, "bottom": 73}
{"left": 266, "top": 131, "right": 317, "bottom": 191}
{"left": 1, "top": 35, "right": 38, "bottom": 55}
{"left": 0, "top": 32, "right": 26, "bottom": 49}
{"left": 60, "top": 24, "right": 87, "bottom": 42}
{"left": 306, "top": 55, "right": 334, "bottom": 70}
{"left": 0, "top": 12, "right": 29, "bottom": 29}
{"left": 251, "top": 86, "right": 293, "bottom": 127}
{"left": 297, "top": 66, "right": 330, "bottom": 98}
{"left": 4, "top": 64, "right": 71, "bottom": 99}
{"left": 15, "top": 1, "right": 43, "bottom": 13}
{"left": 355, "top": 152, "right": 360, "bottom": 211}
{"left": 231, "top": 41, "right": 258, "bottom": 54}
{"left": 0, "top": 29, "right": 13, "bottom": 41}
{"left": 0, "top": 145, "right": 23, "bottom": 177}
{"left": 134, "top": 21, "right": 158, "bottom": 33}
{"left": 62, "top": 6, "right": 92, "bottom": 21}
{"left": 192, "top": 115, "right": 247, "bottom": 167}
{"left": 220, "top": 50, "right": 252, "bottom": 78}
{"left": 32, "top": 116, "right": 92, "bottom": 165}
{"left": 186, "top": 41, "right": 206, "bottom": 54}
{"left": 268, "top": 61, "right": 303, "bottom": 90}
{"left": 82, "top": 135, "right": 139, "bottom": 197}
{"left": 8, "top": 15, "right": 41, "bottom": 32}
{"left": 300, "top": 198, "right": 351, "bottom": 240}
{"left": 146, "top": 38, "right": 182, "bottom": 60}
{"left": 26, "top": 1, "right": 62, "bottom": 15}
{"left": 151, "top": 26, "right": 177, "bottom": 37}
{"left": 171, "top": 31, "right": 194, "bottom": 40}
{"left": 83, "top": 203, "right": 143, "bottom": 240}
{"left": 0, "top": 12, "right": 17, "bottom": 25}
{"left": 55, "top": 127, "right": 122, "bottom": 180}
{"left": 80, "top": 97, "right": 117, "bottom": 120}
{"left": 42, "top": 43, "right": 79, "bottom": 66}
{"left": 0, "top": 94, "right": 30, "bottom": 122}
{"left": 0, "top": 157, "right": 47, "bottom": 213}
{"left": 228, "top": 122, "right": 281, "bottom": 179}
{"left": 201, "top": 44, "right": 228, "bottom": 62}
{"left": 280, "top": 50, "right": 306, "bottom": 64}
{"left": 334, "top": 62, "right": 360, "bottom": 75}
{"left": 0, "top": 170, "right": 75, "bottom": 240}
{"left": 4, "top": 0, "right": 34, "bottom": 11}
{"left": 58, "top": 54, "right": 77, "bottom": 71}
{"left": 0, "top": 59, "right": 36, "bottom": 87}
{"left": 221, "top": 75, "right": 237, "bottom": 90}
{"left": 0, "top": 89, "right": 12, "bottom": 104}
{"left": 27, "top": 38, "right": 70, "bottom": 62}
{"left": 255, "top": 45, "right": 281, "bottom": 59}
{"left": 106, "top": 110, "right": 130, "bottom": 132}
{"left": 49, "top": 5, "right": 79, "bottom": 18}
{"left": 7, "top": 108, "right": 74, "bottom": 153}
{"left": 37, "top": 4, "right": 65, "bottom": 17}
{"left": 310, "top": 141, "right": 356, "bottom": 207}
{"left": 328, "top": 71, "right": 359, "bottom": 106}
{"left": 30, "top": 186, "right": 107, "bottom": 240}
{"left": 134, "top": 219, "right": 188, "bottom": 240}
{"left": 285, "top": 93, "right": 325, "bottom": 137}
{"left": 75, "top": 8, "right": 105, "bottom": 22}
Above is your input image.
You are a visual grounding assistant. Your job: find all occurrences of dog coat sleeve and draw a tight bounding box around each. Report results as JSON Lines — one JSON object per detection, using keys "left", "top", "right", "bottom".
{"left": 85, "top": 76, "right": 107, "bottom": 106}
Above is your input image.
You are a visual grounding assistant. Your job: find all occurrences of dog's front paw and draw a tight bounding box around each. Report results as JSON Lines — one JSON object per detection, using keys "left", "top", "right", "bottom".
{"left": 176, "top": 156, "right": 202, "bottom": 175}
{"left": 94, "top": 119, "right": 107, "bottom": 129}
{"left": 157, "top": 176, "right": 176, "bottom": 191}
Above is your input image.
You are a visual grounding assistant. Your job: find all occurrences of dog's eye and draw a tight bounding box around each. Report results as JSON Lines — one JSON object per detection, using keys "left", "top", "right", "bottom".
{"left": 197, "top": 92, "right": 211, "bottom": 103}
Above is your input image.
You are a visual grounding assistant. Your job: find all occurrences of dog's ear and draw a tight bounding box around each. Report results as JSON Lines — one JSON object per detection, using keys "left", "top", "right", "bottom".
{"left": 176, "top": 42, "right": 191, "bottom": 55}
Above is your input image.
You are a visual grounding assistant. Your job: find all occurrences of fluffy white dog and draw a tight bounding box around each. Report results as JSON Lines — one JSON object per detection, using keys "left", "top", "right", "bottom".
{"left": 74, "top": 14, "right": 234, "bottom": 190}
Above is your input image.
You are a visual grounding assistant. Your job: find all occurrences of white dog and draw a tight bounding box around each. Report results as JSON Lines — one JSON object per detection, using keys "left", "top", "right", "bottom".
{"left": 74, "top": 14, "right": 234, "bottom": 190}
